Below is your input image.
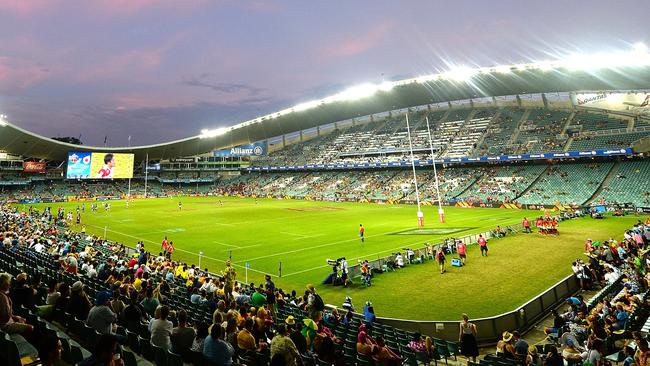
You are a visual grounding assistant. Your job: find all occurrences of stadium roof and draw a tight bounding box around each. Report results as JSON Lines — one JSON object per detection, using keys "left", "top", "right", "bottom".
{"left": 2, "top": 46, "right": 650, "bottom": 161}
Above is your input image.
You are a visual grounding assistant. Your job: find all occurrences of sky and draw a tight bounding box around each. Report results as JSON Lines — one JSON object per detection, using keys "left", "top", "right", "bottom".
{"left": 1, "top": 0, "right": 649, "bottom": 146}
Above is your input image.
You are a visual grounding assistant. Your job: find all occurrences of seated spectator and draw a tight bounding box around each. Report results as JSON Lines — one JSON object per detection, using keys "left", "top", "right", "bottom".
{"left": 67, "top": 281, "right": 92, "bottom": 320}
{"left": 140, "top": 287, "right": 159, "bottom": 317}
{"left": 287, "top": 317, "right": 307, "bottom": 356}
{"left": 45, "top": 279, "right": 61, "bottom": 306}
{"left": 191, "top": 322, "right": 209, "bottom": 353}
{"left": 171, "top": 309, "right": 195, "bottom": 356}
{"left": 123, "top": 293, "right": 147, "bottom": 331}
{"left": 86, "top": 291, "right": 117, "bottom": 335}
{"left": 545, "top": 345, "right": 564, "bottom": 366}
{"left": 270, "top": 324, "right": 302, "bottom": 366}
{"left": 238, "top": 317, "right": 264, "bottom": 352}
{"left": 54, "top": 283, "right": 70, "bottom": 314}
{"left": 496, "top": 331, "right": 515, "bottom": 359}
{"left": 373, "top": 336, "right": 401, "bottom": 366}
{"left": 36, "top": 334, "right": 63, "bottom": 366}
{"left": 562, "top": 340, "right": 583, "bottom": 365}
{"left": 203, "top": 323, "right": 234, "bottom": 366}
{"left": 0, "top": 272, "right": 34, "bottom": 335}
{"left": 356, "top": 326, "right": 377, "bottom": 355}
{"left": 78, "top": 334, "right": 122, "bottom": 366}
{"left": 150, "top": 305, "right": 173, "bottom": 350}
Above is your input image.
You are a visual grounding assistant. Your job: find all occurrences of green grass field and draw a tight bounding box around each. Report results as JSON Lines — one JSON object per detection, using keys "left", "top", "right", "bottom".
{"left": 17, "top": 196, "right": 646, "bottom": 320}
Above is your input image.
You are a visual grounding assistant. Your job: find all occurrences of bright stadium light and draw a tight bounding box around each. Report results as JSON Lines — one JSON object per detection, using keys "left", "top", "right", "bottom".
{"left": 194, "top": 42, "right": 650, "bottom": 135}
{"left": 0, "top": 114, "right": 7, "bottom": 127}
{"left": 331, "top": 83, "right": 380, "bottom": 101}
{"left": 494, "top": 65, "right": 512, "bottom": 74}
{"left": 444, "top": 66, "right": 478, "bottom": 81}
{"left": 293, "top": 100, "right": 320, "bottom": 112}
{"left": 378, "top": 81, "right": 394, "bottom": 92}
{"left": 199, "top": 127, "right": 229, "bottom": 138}
{"left": 633, "top": 42, "right": 648, "bottom": 53}
{"left": 535, "top": 60, "right": 555, "bottom": 71}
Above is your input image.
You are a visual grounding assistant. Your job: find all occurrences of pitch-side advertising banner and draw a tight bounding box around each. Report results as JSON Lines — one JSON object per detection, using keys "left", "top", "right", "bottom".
{"left": 214, "top": 141, "right": 267, "bottom": 157}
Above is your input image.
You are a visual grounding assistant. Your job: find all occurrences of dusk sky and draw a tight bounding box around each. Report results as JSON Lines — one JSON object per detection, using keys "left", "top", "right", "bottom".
{"left": 1, "top": 0, "right": 649, "bottom": 146}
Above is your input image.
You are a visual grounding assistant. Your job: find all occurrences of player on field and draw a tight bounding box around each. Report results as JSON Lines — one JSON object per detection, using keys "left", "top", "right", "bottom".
{"left": 166, "top": 241, "right": 175, "bottom": 259}
{"left": 161, "top": 236, "right": 168, "bottom": 252}
{"left": 478, "top": 234, "right": 488, "bottom": 257}
{"left": 456, "top": 240, "right": 467, "bottom": 264}
{"left": 359, "top": 224, "right": 365, "bottom": 243}
{"left": 417, "top": 210, "right": 424, "bottom": 228}
{"left": 436, "top": 246, "right": 446, "bottom": 274}
{"left": 522, "top": 217, "right": 531, "bottom": 233}
{"left": 178, "top": 201, "right": 182, "bottom": 211}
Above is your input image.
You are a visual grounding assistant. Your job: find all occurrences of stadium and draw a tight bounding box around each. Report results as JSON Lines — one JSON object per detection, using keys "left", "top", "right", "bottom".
{"left": 1, "top": 5, "right": 650, "bottom": 366}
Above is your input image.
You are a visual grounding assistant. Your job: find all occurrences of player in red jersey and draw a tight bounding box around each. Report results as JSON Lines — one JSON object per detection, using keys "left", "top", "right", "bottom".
{"left": 161, "top": 236, "right": 168, "bottom": 252}
{"left": 522, "top": 217, "right": 531, "bottom": 233}
{"left": 478, "top": 234, "right": 488, "bottom": 257}
{"left": 456, "top": 240, "right": 467, "bottom": 264}
{"left": 96, "top": 153, "right": 116, "bottom": 178}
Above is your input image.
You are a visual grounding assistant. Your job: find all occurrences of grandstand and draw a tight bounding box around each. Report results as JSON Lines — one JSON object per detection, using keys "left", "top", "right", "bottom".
{"left": 0, "top": 42, "right": 650, "bottom": 366}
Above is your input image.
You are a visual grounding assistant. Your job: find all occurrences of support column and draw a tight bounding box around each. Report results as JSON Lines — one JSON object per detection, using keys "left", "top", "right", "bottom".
{"left": 282, "top": 135, "right": 286, "bottom": 148}
{"left": 317, "top": 126, "right": 321, "bottom": 136}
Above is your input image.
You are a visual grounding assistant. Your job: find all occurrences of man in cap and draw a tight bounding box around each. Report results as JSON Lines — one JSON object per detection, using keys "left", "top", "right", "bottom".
{"left": 86, "top": 291, "right": 117, "bottom": 335}
{"left": 68, "top": 280, "right": 92, "bottom": 320}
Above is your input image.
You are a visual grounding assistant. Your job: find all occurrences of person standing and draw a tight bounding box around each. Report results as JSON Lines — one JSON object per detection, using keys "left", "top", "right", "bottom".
{"left": 523, "top": 217, "right": 531, "bottom": 233}
{"left": 459, "top": 314, "right": 478, "bottom": 363}
{"left": 436, "top": 246, "right": 446, "bottom": 274}
{"left": 417, "top": 210, "right": 424, "bottom": 228}
{"left": 478, "top": 235, "right": 488, "bottom": 257}
{"left": 359, "top": 224, "right": 365, "bottom": 243}
{"left": 457, "top": 240, "right": 467, "bottom": 264}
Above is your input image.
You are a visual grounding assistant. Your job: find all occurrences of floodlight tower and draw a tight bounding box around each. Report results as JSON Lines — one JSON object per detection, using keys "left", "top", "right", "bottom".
{"left": 425, "top": 116, "right": 445, "bottom": 223}
{"left": 405, "top": 113, "right": 424, "bottom": 228}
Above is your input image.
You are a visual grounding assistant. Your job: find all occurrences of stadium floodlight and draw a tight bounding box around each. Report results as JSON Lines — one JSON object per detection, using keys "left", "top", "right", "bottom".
{"left": 444, "top": 66, "right": 478, "bottom": 81}
{"left": 535, "top": 60, "right": 555, "bottom": 71}
{"left": 330, "top": 83, "right": 380, "bottom": 102}
{"left": 633, "top": 42, "right": 648, "bottom": 53}
{"left": 0, "top": 114, "right": 6, "bottom": 127}
{"left": 494, "top": 65, "right": 512, "bottom": 74}
{"left": 378, "top": 81, "right": 394, "bottom": 92}
{"left": 293, "top": 100, "right": 320, "bottom": 112}
{"left": 199, "top": 127, "right": 229, "bottom": 138}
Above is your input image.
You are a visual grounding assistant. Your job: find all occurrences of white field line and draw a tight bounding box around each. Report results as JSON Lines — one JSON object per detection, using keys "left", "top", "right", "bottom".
{"left": 213, "top": 240, "right": 241, "bottom": 248}
{"left": 280, "top": 216, "right": 526, "bottom": 277}
{"left": 84, "top": 224, "right": 271, "bottom": 276}
{"left": 279, "top": 231, "right": 309, "bottom": 238}
{"left": 233, "top": 209, "right": 519, "bottom": 264}
{"left": 86, "top": 210, "right": 527, "bottom": 279}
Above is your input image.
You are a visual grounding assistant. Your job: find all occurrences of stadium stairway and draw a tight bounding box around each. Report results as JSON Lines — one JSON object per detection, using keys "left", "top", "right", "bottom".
{"left": 513, "top": 164, "right": 551, "bottom": 202}
{"left": 506, "top": 109, "right": 531, "bottom": 146}
{"left": 584, "top": 161, "right": 620, "bottom": 206}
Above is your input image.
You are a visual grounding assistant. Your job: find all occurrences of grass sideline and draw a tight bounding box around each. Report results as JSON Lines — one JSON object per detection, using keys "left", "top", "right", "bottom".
{"left": 17, "top": 196, "right": 646, "bottom": 320}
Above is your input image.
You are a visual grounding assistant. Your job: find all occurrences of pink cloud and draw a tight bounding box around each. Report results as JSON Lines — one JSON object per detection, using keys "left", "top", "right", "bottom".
{"left": 0, "top": 56, "right": 49, "bottom": 93}
{"left": 320, "top": 21, "right": 394, "bottom": 58}
{"left": 75, "top": 31, "right": 189, "bottom": 82}
{"left": 0, "top": 0, "right": 209, "bottom": 17}
{"left": 0, "top": 0, "right": 52, "bottom": 16}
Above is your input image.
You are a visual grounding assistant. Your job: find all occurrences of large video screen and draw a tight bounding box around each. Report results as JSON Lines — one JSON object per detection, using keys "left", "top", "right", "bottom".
{"left": 66, "top": 152, "right": 134, "bottom": 179}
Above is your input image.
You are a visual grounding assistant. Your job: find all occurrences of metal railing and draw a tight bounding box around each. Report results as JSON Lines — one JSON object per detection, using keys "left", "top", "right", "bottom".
{"left": 370, "top": 274, "right": 579, "bottom": 345}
